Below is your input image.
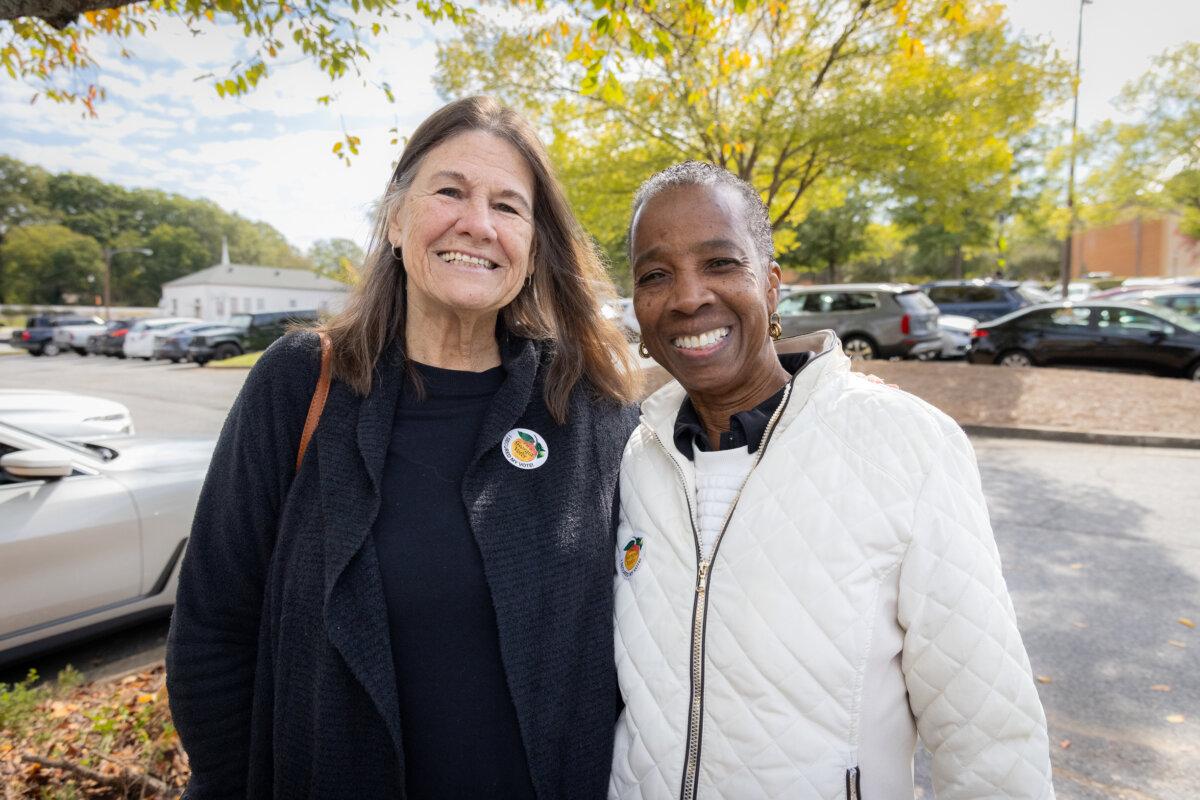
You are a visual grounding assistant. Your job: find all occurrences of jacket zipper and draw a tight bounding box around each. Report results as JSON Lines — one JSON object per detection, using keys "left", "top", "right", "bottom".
{"left": 650, "top": 381, "right": 794, "bottom": 800}
{"left": 845, "top": 766, "right": 861, "bottom": 800}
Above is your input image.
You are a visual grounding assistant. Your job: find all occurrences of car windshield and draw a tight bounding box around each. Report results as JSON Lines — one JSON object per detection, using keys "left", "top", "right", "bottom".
{"left": 0, "top": 420, "right": 103, "bottom": 461}
{"left": 1017, "top": 286, "right": 1055, "bottom": 304}
{"left": 228, "top": 314, "right": 253, "bottom": 330}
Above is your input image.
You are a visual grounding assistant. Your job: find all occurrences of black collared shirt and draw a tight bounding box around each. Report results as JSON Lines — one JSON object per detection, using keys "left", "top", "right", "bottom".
{"left": 672, "top": 352, "right": 811, "bottom": 461}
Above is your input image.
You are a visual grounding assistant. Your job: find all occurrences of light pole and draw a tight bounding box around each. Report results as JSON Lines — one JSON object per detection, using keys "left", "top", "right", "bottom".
{"left": 102, "top": 247, "right": 153, "bottom": 320}
{"left": 1060, "top": 0, "right": 1092, "bottom": 299}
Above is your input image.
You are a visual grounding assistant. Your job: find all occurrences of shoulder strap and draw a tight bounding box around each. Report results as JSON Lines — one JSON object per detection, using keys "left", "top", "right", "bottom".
{"left": 295, "top": 332, "right": 332, "bottom": 473}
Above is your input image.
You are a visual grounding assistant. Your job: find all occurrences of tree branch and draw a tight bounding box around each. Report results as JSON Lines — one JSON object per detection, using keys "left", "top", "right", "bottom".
{"left": 0, "top": 0, "right": 134, "bottom": 27}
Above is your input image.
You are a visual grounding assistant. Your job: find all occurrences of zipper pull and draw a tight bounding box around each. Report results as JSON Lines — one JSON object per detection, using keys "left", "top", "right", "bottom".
{"left": 696, "top": 561, "right": 709, "bottom": 594}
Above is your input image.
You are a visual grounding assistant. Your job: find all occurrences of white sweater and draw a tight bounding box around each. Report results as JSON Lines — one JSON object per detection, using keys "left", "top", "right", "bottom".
{"left": 610, "top": 331, "right": 1054, "bottom": 800}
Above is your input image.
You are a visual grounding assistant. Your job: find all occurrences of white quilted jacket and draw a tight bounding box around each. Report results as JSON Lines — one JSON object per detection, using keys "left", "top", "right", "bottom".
{"left": 610, "top": 332, "right": 1054, "bottom": 800}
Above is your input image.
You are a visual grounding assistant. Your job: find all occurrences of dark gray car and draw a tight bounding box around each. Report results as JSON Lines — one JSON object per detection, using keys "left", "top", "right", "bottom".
{"left": 777, "top": 283, "right": 941, "bottom": 360}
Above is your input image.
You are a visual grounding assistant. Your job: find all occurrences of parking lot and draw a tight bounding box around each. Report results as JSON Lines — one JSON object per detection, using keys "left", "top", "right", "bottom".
{"left": 3, "top": 350, "right": 1200, "bottom": 797}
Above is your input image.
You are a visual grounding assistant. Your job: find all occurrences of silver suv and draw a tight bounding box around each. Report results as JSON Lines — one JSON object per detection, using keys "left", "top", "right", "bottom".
{"left": 777, "top": 283, "right": 941, "bottom": 360}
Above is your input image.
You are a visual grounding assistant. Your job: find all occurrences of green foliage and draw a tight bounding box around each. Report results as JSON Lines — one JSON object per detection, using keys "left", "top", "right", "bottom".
{"left": 1082, "top": 43, "right": 1200, "bottom": 236}
{"left": 307, "top": 237, "right": 365, "bottom": 284}
{"left": 436, "top": 0, "right": 1068, "bottom": 280}
{"left": 0, "top": 668, "right": 42, "bottom": 734}
{"left": 0, "top": 155, "right": 311, "bottom": 305}
{"left": 0, "top": 224, "right": 104, "bottom": 305}
{"left": 778, "top": 190, "right": 873, "bottom": 283}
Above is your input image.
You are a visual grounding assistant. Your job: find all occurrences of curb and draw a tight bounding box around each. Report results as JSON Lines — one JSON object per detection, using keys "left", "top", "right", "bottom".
{"left": 963, "top": 424, "right": 1200, "bottom": 450}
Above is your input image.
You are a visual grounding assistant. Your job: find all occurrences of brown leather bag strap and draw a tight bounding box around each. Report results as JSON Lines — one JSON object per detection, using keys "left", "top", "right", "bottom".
{"left": 295, "top": 332, "right": 332, "bottom": 473}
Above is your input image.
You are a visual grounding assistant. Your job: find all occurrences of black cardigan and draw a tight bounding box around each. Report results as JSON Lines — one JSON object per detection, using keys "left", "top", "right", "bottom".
{"left": 166, "top": 331, "right": 638, "bottom": 799}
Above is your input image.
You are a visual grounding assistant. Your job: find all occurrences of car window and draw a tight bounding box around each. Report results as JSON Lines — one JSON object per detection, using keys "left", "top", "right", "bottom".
{"left": 897, "top": 291, "right": 938, "bottom": 313}
{"left": 1013, "top": 309, "right": 1057, "bottom": 331}
{"left": 926, "top": 286, "right": 964, "bottom": 303}
{"left": 129, "top": 321, "right": 147, "bottom": 332}
{"left": 777, "top": 295, "right": 807, "bottom": 316}
{"left": 1095, "top": 308, "right": 1172, "bottom": 334}
{"left": 829, "top": 292, "right": 879, "bottom": 311}
{"left": 1162, "top": 294, "right": 1200, "bottom": 318}
{"left": 1049, "top": 307, "right": 1091, "bottom": 327}
{"left": 229, "top": 314, "right": 253, "bottom": 329}
{"left": 964, "top": 286, "right": 1003, "bottom": 303}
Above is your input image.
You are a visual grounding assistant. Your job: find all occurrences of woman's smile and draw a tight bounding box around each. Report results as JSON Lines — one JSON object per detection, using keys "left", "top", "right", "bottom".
{"left": 670, "top": 325, "right": 732, "bottom": 355}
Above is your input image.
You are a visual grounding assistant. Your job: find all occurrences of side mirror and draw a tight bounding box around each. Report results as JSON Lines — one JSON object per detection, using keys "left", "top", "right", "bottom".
{"left": 0, "top": 449, "right": 75, "bottom": 479}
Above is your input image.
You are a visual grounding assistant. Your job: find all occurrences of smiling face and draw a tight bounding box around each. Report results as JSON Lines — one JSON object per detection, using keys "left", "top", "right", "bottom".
{"left": 631, "top": 182, "right": 782, "bottom": 403}
{"left": 388, "top": 130, "right": 535, "bottom": 322}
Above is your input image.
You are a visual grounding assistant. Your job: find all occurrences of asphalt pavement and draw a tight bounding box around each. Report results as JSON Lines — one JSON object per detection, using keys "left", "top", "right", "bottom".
{"left": 2, "top": 353, "right": 1198, "bottom": 798}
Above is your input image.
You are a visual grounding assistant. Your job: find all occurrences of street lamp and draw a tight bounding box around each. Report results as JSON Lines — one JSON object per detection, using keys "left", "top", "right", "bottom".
{"left": 1060, "top": 0, "right": 1092, "bottom": 299}
{"left": 102, "top": 247, "right": 153, "bottom": 320}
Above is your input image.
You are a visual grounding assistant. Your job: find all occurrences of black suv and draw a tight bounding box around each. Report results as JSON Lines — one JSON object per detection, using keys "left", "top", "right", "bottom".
{"left": 187, "top": 309, "right": 319, "bottom": 365}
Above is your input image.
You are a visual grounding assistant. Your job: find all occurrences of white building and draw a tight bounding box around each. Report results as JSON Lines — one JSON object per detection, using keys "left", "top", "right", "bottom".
{"left": 159, "top": 262, "right": 349, "bottom": 322}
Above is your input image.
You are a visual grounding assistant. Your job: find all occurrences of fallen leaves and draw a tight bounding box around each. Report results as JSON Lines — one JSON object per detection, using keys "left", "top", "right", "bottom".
{"left": 1166, "top": 714, "right": 1185, "bottom": 724}
{"left": 0, "top": 664, "right": 187, "bottom": 798}
{"left": 1036, "top": 675, "right": 1054, "bottom": 684}
{"left": 1168, "top": 640, "right": 1187, "bottom": 649}
{"left": 1151, "top": 685, "right": 1172, "bottom": 692}
{"left": 1059, "top": 739, "right": 1071, "bottom": 749}
{"left": 1179, "top": 618, "right": 1196, "bottom": 629}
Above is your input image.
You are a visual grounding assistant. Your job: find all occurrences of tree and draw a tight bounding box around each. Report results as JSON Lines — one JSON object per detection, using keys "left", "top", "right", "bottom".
{"left": 0, "top": 157, "right": 55, "bottom": 241}
{"left": 779, "top": 190, "right": 873, "bottom": 284}
{"left": 0, "top": 224, "right": 104, "bottom": 304}
{"left": 307, "top": 238, "right": 365, "bottom": 284}
{"left": 1082, "top": 43, "right": 1200, "bottom": 238}
{"left": 437, "top": 0, "right": 1066, "bottom": 272}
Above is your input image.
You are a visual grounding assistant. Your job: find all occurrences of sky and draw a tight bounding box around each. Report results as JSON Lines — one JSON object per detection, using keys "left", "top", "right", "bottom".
{"left": 1, "top": 1, "right": 1197, "bottom": 254}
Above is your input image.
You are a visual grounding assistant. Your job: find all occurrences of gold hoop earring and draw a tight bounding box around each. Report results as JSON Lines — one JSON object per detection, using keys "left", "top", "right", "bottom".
{"left": 391, "top": 244, "right": 403, "bottom": 263}
{"left": 638, "top": 340, "right": 651, "bottom": 359}
{"left": 769, "top": 312, "right": 783, "bottom": 340}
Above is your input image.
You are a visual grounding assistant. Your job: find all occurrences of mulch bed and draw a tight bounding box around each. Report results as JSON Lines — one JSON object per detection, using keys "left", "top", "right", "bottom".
{"left": 847, "top": 360, "right": 1200, "bottom": 438}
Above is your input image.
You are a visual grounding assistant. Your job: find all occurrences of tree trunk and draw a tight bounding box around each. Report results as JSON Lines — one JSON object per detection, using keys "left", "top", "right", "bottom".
{"left": 953, "top": 245, "right": 964, "bottom": 280}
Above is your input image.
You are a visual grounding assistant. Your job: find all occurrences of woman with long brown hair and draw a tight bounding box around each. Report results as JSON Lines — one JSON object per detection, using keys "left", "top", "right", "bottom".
{"left": 166, "top": 96, "right": 640, "bottom": 799}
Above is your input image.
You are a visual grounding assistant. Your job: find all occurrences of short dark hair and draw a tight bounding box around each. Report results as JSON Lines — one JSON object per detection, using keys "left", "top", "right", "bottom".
{"left": 629, "top": 161, "right": 774, "bottom": 264}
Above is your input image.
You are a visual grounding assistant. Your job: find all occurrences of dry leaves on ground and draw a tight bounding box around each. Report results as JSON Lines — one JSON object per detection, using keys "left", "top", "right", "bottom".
{"left": 0, "top": 664, "right": 188, "bottom": 799}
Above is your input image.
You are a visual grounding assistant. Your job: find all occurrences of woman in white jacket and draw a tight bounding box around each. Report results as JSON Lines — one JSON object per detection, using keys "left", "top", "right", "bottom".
{"left": 610, "top": 162, "right": 1055, "bottom": 800}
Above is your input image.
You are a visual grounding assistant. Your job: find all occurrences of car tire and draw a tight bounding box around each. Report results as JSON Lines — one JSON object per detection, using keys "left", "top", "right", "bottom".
{"left": 170, "top": 357, "right": 181, "bottom": 364}
{"left": 42, "top": 341, "right": 61, "bottom": 356}
{"left": 213, "top": 342, "right": 241, "bottom": 361}
{"left": 194, "top": 358, "right": 208, "bottom": 367}
{"left": 998, "top": 349, "right": 1034, "bottom": 368}
{"left": 28, "top": 347, "right": 43, "bottom": 356}
{"left": 841, "top": 335, "right": 877, "bottom": 361}
{"left": 1187, "top": 360, "right": 1200, "bottom": 381}
{"left": 74, "top": 347, "right": 88, "bottom": 356}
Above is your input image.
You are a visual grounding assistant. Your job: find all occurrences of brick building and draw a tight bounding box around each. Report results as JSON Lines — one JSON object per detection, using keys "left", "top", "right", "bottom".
{"left": 1071, "top": 214, "right": 1200, "bottom": 279}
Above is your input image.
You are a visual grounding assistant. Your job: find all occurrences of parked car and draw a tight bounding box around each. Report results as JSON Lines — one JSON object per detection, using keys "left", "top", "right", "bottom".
{"left": 922, "top": 280, "right": 1044, "bottom": 322}
{"left": 10, "top": 315, "right": 104, "bottom": 356}
{"left": 97, "top": 320, "right": 139, "bottom": 357}
{"left": 84, "top": 320, "right": 128, "bottom": 356}
{"left": 967, "top": 301, "right": 1200, "bottom": 380}
{"left": 775, "top": 283, "right": 941, "bottom": 360}
{"left": 1093, "top": 276, "right": 1200, "bottom": 299}
{"left": 0, "top": 390, "right": 135, "bottom": 442}
{"left": 188, "top": 309, "right": 319, "bottom": 365}
{"left": 122, "top": 317, "right": 203, "bottom": 359}
{"left": 53, "top": 318, "right": 110, "bottom": 356}
{"left": 1112, "top": 288, "right": 1200, "bottom": 320}
{"left": 152, "top": 322, "right": 229, "bottom": 363}
{"left": 0, "top": 420, "right": 214, "bottom": 664}
{"left": 935, "top": 314, "right": 977, "bottom": 359}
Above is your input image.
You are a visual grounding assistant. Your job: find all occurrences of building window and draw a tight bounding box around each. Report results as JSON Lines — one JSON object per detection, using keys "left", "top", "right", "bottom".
{"left": 216, "top": 297, "right": 225, "bottom": 317}
{"left": 194, "top": 300, "right": 202, "bottom": 318}
{"left": 257, "top": 297, "right": 265, "bottom": 310}
{"left": 230, "top": 297, "right": 238, "bottom": 313}
{"left": 289, "top": 299, "right": 297, "bottom": 308}
{"left": 171, "top": 298, "right": 178, "bottom": 315}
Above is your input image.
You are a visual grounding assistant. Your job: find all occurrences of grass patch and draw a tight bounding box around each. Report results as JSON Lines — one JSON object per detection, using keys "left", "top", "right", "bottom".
{"left": 208, "top": 351, "right": 263, "bottom": 369}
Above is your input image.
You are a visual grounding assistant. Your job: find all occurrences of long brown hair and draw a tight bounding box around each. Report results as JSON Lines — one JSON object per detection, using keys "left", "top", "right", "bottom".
{"left": 317, "top": 96, "right": 639, "bottom": 422}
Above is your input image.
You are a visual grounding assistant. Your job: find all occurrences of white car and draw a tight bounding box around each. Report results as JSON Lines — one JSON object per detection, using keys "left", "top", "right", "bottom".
{"left": 122, "top": 317, "right": 202, "bottom": 359}
{"left": 0, "top": 420, "right": 214, "bottom": 664}
{"left": 936, "top": 314, "right": 977, "bottom": 359}
{"left": 52, "top": 317, "right": 108, "bottom": 355}
{"left": 0, "top": 390, "right": 135, "bottom": 442}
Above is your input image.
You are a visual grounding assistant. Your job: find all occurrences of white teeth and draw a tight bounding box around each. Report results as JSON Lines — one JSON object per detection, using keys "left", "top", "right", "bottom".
{"left": 440, "top": 251, "right": 496, "bottom": 269}
{"left": 672, "top": 327, "right": 730, "bottom": 350}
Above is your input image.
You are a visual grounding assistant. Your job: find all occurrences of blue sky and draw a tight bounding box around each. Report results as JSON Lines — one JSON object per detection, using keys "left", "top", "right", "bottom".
{"left": 1, "top": 1, "right": 1196, "bottom": 253}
